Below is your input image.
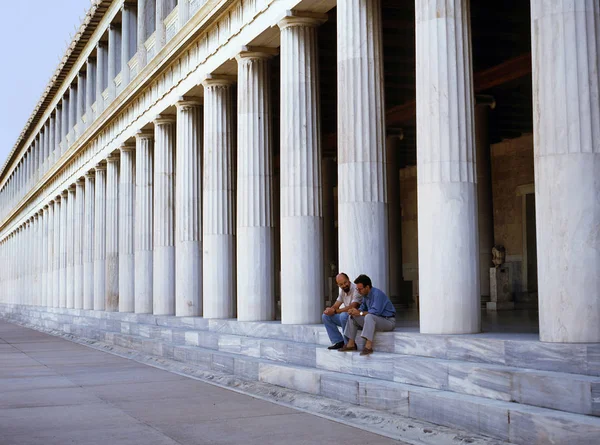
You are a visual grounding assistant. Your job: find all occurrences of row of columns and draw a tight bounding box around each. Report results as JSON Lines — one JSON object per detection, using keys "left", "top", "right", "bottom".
{"left": 1, "top": 1, "right": 598, "bottom": 343}
{"left": 0, "top": 0, "right": 182, "bottom": 222}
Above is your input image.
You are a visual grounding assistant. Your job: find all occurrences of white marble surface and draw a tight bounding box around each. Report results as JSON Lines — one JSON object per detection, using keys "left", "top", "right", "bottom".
{"left": 83, "top": 171, "right": 95, "bottom": 310}
{"left": 202, "top": 79, "right": 236, "bottom": 319}
{"left": 73, "top": 179, "right": 85, "bottom": 309}
{"left": 65, "top": 186, "right": 75, "bottom": 309}
{"left": 176, "top": 100, "right": 203, "bottom": 317}
{"left": 531, "top": 0, "right": 600, "bottom": 343}
{"left": 153, "top": 117, "right": 176, "bottom": 315}
{"left": 236, "top": 51, "right": 275, "bottom": 322}
{"left": 279, "top": 16, "right": 325, "bottom": 325}
{"left": 119, "top": 144, "right": 136, "bottom": 313}
{"left": 135, "top": 132, "right": 154, "bottom": 314}
{"left": 105, "top": 153, "right": 120, "bottom": 312}
{"left": 337, "top": 0, "right": 388, "bottom": 292}
{"left": 59, "top": 190, "right": 68, "bottom": 308}
{"left": 93, "top": 164, "right": 107, "bottom": 311}
{"left": 415, "top": 0, "right": 480, "bottom": 334}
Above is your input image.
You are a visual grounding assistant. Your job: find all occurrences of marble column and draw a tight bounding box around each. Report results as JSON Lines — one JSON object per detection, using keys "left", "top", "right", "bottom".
{"left": 337, "top": 0, "right": 389, "bottom": 292}
{"left": 55, "top": 105, "right": 62, "bottom": 155}
{"left": 96, "top": 41, "right": 108, "bottom": 115}
{"left": 106, "top": 152, "right": 120, "bottom": 312}
{"left": 86, "top": 58, "right": 96, "bottom": 125}
{"left": 59, "top": 190, "right": 68, "bottom": 308}
{"left": 532, "top": 0, "right": 600, "bottom": 343}
{"left": 49, "top": 113, "right": 56, "bottom": 165}
{"left": 278, "top": 16, "right": 325, "bottom": 324}
{"left": 62, "top": 96, "right": 69, "bottom": 148}
{"left": 48, "top": 200, "right": 56, "bottom": 307}
{"left": 76, "top": 73, "right": 85, "bottom": 137}
{"left": 83, "top": 171, "right": 95, "bottom": 310}
{"left": 66, "top": 185, "right": 75, "bottom": 308}
{"left": 236, "top": 50, "right": 275, "bottom": 321}
{"left": 416, "top": 0, "right": 480, "bottom": 334}
{"left": 178, "top": 0, "right": 190, "bottom": 27}
{"left": 121, "top": 2, "right": 137, "bottom": 87}
{"left": 201, "top": 78, "right": 236, "bottom": 319}
{"left": 108, "top": 24, "right": 122, "bottom": 102}
{"left": 41, "top": 206, "right": 49, "bottom": 307}
{"left": 94, "top": 163, "right": 107, "bottom": 311}
{"left": 475, "top": 100, "right": 495, "bottom": 300}
{"left": 135, "top": 131, "right": 154, "bottom": 314}
{"left": 176, "top": 98, "right": 202, "bottom": 317}
{"left": 156, "top": 0, "right": 176, "bottom": 51}
{"left": 137, "top": 0, "right": 154, "bottom": 68}
{"left": 69, "top": 84, "right": 77, "bottom": 140}
{"left": 119, "top": 144, "right": 135, "bottom": 312}
{"left": 74, "top": 178, "right": 85, "bottom": 309}
{"left": 153, "top": 117, "right": 176, "bottom": 315}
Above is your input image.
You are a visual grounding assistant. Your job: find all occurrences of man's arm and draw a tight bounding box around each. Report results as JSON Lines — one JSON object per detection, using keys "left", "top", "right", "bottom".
{"left": 335, "top": 301, "right": 359, "bottom": 313}
{"left": 323, "top": 300, "right": 343, "bottom": 316}
{"left": 366, "top": 289, "right": 386, "bottom": 316}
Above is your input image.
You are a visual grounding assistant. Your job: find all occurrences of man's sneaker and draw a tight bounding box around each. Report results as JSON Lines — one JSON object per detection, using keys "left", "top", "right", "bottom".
{"left": 327, "top": 341, "right": 344, "bottom": 350}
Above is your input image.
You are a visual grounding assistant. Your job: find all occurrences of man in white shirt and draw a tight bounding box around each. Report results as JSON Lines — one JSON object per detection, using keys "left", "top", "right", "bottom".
{"left": 322, "top": 273, "right": 363, "bottom": 349}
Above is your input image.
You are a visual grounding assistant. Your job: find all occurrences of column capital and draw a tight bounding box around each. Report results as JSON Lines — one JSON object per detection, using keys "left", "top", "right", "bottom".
{"left": 94, "top": 162, "right": 107, "bottom": 172}
{"left": 76, "top": 176, "right": 85, "bottom": 185}
{"left": 153, "top": 114, "right": 176, "bottom": 125}
{"left": 54, "top": 194, "right": 62, "bottom": 202}
{"left": 122, "top": 1, "right": 136, "bottom": 11}
{"left": 202, "top": 74, "right": 236, "bottom": 87}
{"left": 107, "top": 152, "right": 120, "bottom": 163}
{"left": 176, "top": 97, "right": 202, "bottom": 110}
{"left": 61, "top": 190, "right": 68, "bottom": 198}
{"left": 120, "top": 142, "right": 136, "bottom": 153}
{"left": 236, "top": 46, "right": 279, "bottom": 61}
{"left": 278, "top": 11, "right": 328, "bottom": 30}
{"left": 85, "top": 169, "right": 96, "bottom": 179}
{"left": 68, "top": 184, "right": 76, "bottom": 192}
{"left": 136, "top": 130, "right": 155, "bottom": 141}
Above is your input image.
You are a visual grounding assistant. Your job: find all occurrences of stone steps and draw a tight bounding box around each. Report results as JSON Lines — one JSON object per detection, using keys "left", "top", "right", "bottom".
{"left": 3, "top": 304, "right": 600, "bottom": 444}
{"left": 84, "top": 325, "right": 600, "bottom": 445}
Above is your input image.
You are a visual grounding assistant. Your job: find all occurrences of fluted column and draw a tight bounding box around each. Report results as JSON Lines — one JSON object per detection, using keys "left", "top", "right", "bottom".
{"left": 178, "top": 0, "right": 190, "bottom": 27}
{"left": 59, "top": 190, "right": 68, "bottom": 308}
{"left": 55, "top": 105, "right": 62, "bottom": 156}
{"left": 176, "top": 99, "right": 203, "bottom": 317}
{"left": 68, "top": 84, "right": 77, "bottom": 141}
{"left": 137, "top": 0, "right": 153, "bottom": 69}
{"left": 76, "top": 73, "right": 85, "bottom": 137}
{"left": 74, "top": 178, "right": 85, "bottom": 309}
{"left": 156, "top": 0, "right": 176, "bottom": 51}
{"left": 66, "top": 185, "right": 75, "bottom": 308}
{"left": 532, "top": 1, "right": 600, "bottom": 342}
{"left": 416, "top": 0, "right": 479, "bottom": 334}
{"left": 83, "top": 171, "right": 95, "bottom": 310}
{"left": 94, "top": 163, "right": 107, "bottom": 311}
{"left": 41, "top": 206, "right": 49, "bottom": 307}
{"left": 119, "top": 144, "right": 135, "bottom": 312}
{"left": 106, "top": 152, "right": 120, "bottom": 312}
{"left": 49, "top": 113, "right": 56, "bottom": 165}
{"left": 108, "top": 24, "right": 121, "bottom": 102}
{"left": 236, "top": 50, "right": 275, "bottom": 321}
{"left": 153, "top": 117, "right": 176, "bottom": 315}
{"left": 121, "top": 2, "right": 137, "bottom": 87}
{"left": 278, "top": 16, "right": 325, "bottom": 324}
{"left": 202, "top": 78, "right": 236, "bottom": 319}
{"left": 61, "top": 97, "right": 69, "bottom": 149}
{"left": 48, "top": 200, "right": 56, "bottom": 307}
{"left": 135, "top": 131, "right": 154, "bottom": 314}
{"left": 96, "top": 41, "right": 107, "bottom": 115}
{"left": 337, "top": 0, "right": 389, "bottom": 292}
{"left": 86, "top": 58, "right": 96, "bottom": 126}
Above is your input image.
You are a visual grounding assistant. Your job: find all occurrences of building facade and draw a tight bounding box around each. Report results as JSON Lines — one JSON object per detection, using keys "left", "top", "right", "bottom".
{"left": 0, "top": 0, "right": 599, "bottom": 442}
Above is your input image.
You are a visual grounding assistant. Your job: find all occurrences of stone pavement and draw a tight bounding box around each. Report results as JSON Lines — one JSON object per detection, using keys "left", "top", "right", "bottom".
{"left": 0, "top": 320, "right": 406, "bottom": 445}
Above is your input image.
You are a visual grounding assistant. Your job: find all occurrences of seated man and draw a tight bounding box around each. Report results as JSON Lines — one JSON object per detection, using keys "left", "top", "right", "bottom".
{"left": 339, "top": 274, "right": 396, "bottom": 355}
{"left": 322, "top": 273, "right": 362, "bottom": 350}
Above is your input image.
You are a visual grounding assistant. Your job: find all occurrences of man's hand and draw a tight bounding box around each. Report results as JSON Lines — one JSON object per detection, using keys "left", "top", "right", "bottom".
{"left": 323, "top": 307, "right": 335, "bottom": 316}
{"left": 347, "top": 307, "right": 360, "bottom": 317}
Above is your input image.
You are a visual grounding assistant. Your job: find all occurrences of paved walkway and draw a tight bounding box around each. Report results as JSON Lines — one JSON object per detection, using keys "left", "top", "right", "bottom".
{"left": 0, "top": 320, "right": 404, "bottom": 445}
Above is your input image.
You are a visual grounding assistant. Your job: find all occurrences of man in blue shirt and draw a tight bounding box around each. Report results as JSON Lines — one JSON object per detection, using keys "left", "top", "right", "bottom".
{"left": 339, "top": 274, "right": 396, "bottom": 355}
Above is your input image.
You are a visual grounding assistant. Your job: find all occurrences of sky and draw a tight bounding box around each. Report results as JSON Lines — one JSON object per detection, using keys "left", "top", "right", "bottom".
{"left": 0, "top": 0, "right": 91, "bottom": 168}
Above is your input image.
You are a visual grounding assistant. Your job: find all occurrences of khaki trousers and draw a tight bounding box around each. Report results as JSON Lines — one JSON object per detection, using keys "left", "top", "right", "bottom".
{"left": 343, "top": 313, "right": 396, "bottom": 342}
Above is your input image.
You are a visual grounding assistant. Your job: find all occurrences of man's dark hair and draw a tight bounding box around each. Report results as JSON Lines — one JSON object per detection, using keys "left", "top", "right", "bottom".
{"left": 338, "top": 272, "right": 349, "bottom": 280}
{"left": 354, "top": 274, "right": 372, "bottom": 288}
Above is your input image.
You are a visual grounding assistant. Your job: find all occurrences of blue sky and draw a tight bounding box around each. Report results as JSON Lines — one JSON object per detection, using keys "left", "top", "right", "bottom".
{"left": 0, "top": 0, "right": 91, "bottom": 168}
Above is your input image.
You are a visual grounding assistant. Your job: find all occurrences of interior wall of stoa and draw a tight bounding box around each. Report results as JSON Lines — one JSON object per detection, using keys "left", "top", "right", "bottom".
{"left": 399, "top": 166, "right": 418, "bottom": 306}
{"left": 490, "top": 134, "right": 535, "bottom": 303}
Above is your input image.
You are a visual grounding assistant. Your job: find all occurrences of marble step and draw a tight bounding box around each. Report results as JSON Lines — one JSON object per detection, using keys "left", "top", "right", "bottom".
{"left": 6, "top": 305, "right": 600, "bottom": 378}
{"left": 316, "top": 348, "right": 600, "bottom": 417}
{"left": 89, "top": 327, "right": 600, "bottom": 445}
